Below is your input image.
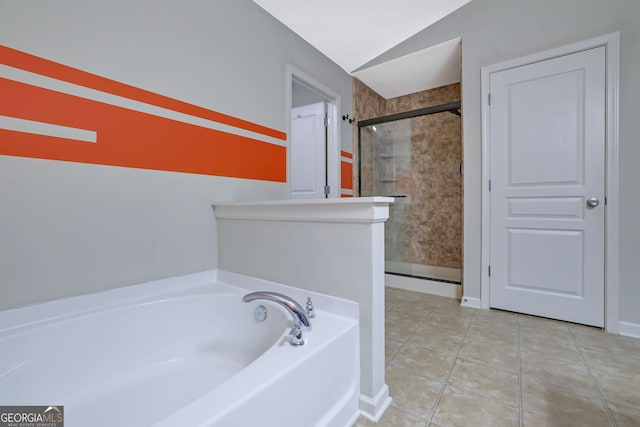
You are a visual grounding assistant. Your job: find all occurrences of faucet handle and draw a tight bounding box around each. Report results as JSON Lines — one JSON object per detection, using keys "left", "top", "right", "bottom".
{"left": 289, "top": 324, "right": 305, "bottom": 346}
{"left": 305, "top": 297, "right": 316, "bottom": 318}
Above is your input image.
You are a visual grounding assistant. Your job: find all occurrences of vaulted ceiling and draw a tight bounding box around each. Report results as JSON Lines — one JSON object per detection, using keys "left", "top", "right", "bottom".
{"left": 252, "top": 0, "right": 471, "bottom": 98}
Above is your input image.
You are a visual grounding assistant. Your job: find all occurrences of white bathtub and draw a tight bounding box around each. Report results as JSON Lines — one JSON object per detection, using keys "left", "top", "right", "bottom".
{"left": 0, "top": 270, "right": 360, "bottom": 427}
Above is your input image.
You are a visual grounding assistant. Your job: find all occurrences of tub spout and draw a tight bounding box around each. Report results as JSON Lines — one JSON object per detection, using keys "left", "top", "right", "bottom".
{"left": 242, "top": 291, "right": 312, "bottom": 345}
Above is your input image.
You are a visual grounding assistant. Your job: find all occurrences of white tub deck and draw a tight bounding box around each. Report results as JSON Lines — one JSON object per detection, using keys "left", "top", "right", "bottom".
{"left": 0, "top": 270, "right": 360, "bottom": 427}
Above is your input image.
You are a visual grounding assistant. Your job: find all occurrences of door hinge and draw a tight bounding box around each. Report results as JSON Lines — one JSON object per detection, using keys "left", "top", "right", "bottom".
{"left": 488, "top": 265, "right": 491, "bottom": 277}
{"left": 488, "top": 93, "right": 491, "bottom": 106}
{"left": 605, "top": 196, "right": 608, "bottom": 205}
{"left": 324, "top": 117, "right": 330, "bottom": 127}
{"left": 488, "top": 180, "right": 492, "bottom": 191}
{"left": 324, "top": 185, "right": 331, "bottom": 196}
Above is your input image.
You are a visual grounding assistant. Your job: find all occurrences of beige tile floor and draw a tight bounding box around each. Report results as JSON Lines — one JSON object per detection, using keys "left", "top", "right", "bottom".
{"left": 356, "top": 287, "right": 640, "bottom": 427}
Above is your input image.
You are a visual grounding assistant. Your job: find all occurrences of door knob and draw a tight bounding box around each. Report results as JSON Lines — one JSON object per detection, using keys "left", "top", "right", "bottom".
{"left": 586, "top": 197, "right": 600, "bottom": 208}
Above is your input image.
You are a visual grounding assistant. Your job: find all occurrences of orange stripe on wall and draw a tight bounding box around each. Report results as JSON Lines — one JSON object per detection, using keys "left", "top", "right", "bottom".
{"left": 341, "top": 160, "right": 353, "bottom": 190}
{"left": 341, "top": 150, "right": 353, "bottom": 159}
{"left": 0, "top": 78, "right": 286, "bottom": 182}
{"left": 0, "top": 45, "right": 286, "bottom": 141}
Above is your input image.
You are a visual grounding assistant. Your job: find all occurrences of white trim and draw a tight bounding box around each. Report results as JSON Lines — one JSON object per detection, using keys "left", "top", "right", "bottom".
{"left": 359, "top": 384, "right": 392, "bottom": 423}
{"left": 480, "top": 32, "right": 620, "bottom": 332}
{"left": 286, "top": 65, "right": 341, "bottom": 199}
{"left": 326, "top": 101, "right": 340, "bottom": 198}
{"left": 619, "top": 321, "right": 640, "bottom": 339}
{"left": 460, "top": 296, "right": 482, "bottom": 309}
{"left": 604, "top": 34, "right": 620, "bottom": 334}
{"left": 385, "top": 274, "right": 461, "bottom": 300}
{"left": 213, "top": 197, "right": 394, "bottom": 224}
{"left": 480, "top": 47, "right": 492, "bottom": 310}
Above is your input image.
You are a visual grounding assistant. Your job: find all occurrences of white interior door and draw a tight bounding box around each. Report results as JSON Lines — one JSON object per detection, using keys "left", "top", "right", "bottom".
{"left": 290, "top": 102, "right": 326, "bottom": 199}
{"left": 489, "top": 46, "right": 606, "bottom": 327}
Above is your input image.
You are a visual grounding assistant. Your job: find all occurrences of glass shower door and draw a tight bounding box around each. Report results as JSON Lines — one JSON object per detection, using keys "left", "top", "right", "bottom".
{"left": 360, "top": 119, "right": 415, "bottom": 275}
{"left": 358, "top": 105, "right": 462, "bottom": 283}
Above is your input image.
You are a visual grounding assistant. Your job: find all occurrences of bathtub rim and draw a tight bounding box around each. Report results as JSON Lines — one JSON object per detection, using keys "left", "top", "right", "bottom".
{"left": 0, "top": 269, "right": 359, "bottom": 335}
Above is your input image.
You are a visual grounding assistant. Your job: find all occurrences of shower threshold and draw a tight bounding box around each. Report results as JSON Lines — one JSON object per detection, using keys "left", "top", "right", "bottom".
{"left": 385, "top": 261, "right": 460, "bottom": 282}
{"left": 385, "top": 270, "right": 461, "bottom": 285}
{"left": 385, "top": 262, "right": 462, "bottom": 299}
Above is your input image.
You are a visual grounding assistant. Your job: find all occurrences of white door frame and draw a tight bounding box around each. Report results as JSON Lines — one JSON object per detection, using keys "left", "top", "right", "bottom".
{"left": 479, "top": 32, "right": 620, "bottom": 332}
{"left": 286, "top": 65, "right": 341, "bottom": 198}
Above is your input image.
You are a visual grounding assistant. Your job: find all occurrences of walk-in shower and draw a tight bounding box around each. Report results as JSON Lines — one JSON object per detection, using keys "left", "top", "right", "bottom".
{"left": 358, "top": 102, "right": 462, "bottom": 287}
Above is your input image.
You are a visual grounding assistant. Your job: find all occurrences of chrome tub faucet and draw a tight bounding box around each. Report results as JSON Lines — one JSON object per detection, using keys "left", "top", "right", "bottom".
{"left": 242, "top": 291, "right": 313, "bottom": 346}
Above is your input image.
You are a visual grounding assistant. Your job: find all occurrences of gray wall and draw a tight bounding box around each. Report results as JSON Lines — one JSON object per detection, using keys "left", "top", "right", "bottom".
{"left": 0, "top": 0, "right": 352, "bottom": 309}
{"left": 360, "top": 0, "right": 640, "bottom": 324}
{"left": 292, "top": 81, "right": 325, "bottom": 108}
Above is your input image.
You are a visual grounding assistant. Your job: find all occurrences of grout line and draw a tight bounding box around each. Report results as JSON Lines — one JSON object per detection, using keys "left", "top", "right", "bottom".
{"left": 386, "top": 286, "right": 634, "bottom": 427}
{"left": 425, "top": 305, "right": 477, "bottom": 425}
{"left": 517, "top": 314, "right": 524, "bottom": 427}
{"left": 568, "top": 325, "right": 619, "bottom": 427}
{"left": 386, "top": 303, "right": 412, "bottom": 367}
{"left": 383, "top": 297, "right": 440, "bottom": 425}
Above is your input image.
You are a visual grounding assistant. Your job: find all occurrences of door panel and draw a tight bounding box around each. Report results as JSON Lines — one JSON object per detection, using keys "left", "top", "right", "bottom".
{"left": 489, "top": 46, "right": 605, "bottom": 326}
{"left": 508, "top": 229, "right": 583, "bottom": 295}
{"left": 290, "top": 102, "right": 326, "bottom": 199}
{"left": 508, "top": 71, "right": 583, "bottom": 185}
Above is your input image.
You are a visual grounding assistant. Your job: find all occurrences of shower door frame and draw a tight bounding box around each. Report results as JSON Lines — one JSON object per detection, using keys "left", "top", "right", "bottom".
{"left": 357, "top": 101, "right": 461, "bottom": 196}
{"left": 357, "top": 101, "right": 462, "bottom": 288}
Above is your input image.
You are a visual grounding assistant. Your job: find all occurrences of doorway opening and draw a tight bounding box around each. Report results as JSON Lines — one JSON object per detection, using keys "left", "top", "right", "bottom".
{"left": 286, "top": 65, "right": 340, "bottom": 199}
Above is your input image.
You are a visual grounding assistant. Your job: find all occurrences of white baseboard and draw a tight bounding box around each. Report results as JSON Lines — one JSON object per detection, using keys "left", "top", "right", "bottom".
{"left": 359, "top": 384, "right": 392, "bottom": 423}
{"left": 460, "top": 296, "right": 482, "bottom": 309}
{"left": 385, "top": 274, "right": 461, "bottom": 299}
{"left": 619, "top": 321, "right": 640, "bottom": 339}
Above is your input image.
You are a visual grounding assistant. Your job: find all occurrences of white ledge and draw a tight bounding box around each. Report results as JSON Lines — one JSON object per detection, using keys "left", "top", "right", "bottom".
{"left": 213, "top": 197, "right": 393, "bottom": 223}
